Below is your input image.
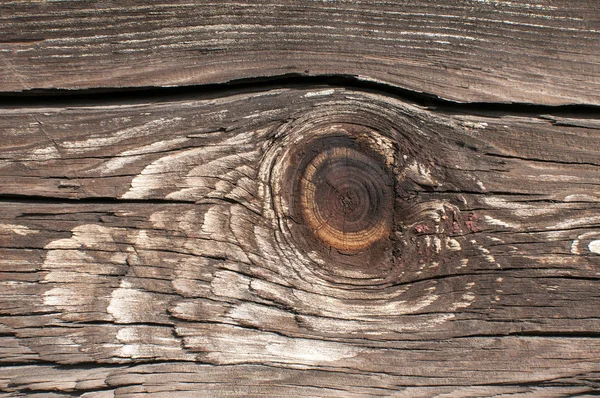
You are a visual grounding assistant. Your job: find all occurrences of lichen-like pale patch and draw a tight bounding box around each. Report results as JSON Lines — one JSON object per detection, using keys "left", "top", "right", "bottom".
{"left": 265, "top": 338, "right": 357, "bottom": 363}
{"left": 303, "top": 89, "right": 335, "bottom": 98}
{"left": 564, "top": 194, "right": 599, "bottom": 202}
{"left": 571, "top": 232, "right": 600, "bottom": 255}
{"left": 61, "top": 118, "right": 183, "bottom": 151}
{"left": 43, "top": 287, "right": 81, "bottom": 307}
{"left": 0, "top": 223, "right": 39, "bottom": 236}
{"left": 482, "top": 197, "right": 558, "bottom": 217}
{"left": 30, "top": 145, "right": 60, "bottom": 161}
{"left": 445, "top": 238, "right": 462, "bottom": 251}
{"left": 553, "top": 216, "right": 600, "bottom": 230}
{"left": 107, "top": 281, "right": 159, "bottom": 324}
{"left": 405, "top": 160, "right": 435, "bottom": 186}
{"left": 450, "top": 291, "right": 476, "bottom": 311}
{"left": 589, "top": 240, "right": 600, "bottom": 255}
{"left": 484, "top": 215, "right": 519, "bottom": 229}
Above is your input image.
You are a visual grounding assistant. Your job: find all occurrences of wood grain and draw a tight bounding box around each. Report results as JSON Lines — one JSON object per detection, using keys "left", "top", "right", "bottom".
{"left": 1, "top": 1, "right": 600, "bottom": 105}
{"left": 1, "top": 87, "right": 600, "bottom": 395}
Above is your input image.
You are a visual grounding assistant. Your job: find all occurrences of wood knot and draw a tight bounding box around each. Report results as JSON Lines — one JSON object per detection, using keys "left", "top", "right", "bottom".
{"left": 261, "top": 116, "right": 404, "bottom": 281}
{"left": 298, "top": 143, "right": 393, "bottom": 253}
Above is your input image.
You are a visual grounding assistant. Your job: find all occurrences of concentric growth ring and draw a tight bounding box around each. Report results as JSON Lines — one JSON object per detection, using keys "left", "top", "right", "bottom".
{"left": 298, "top": 143, "right": 393, "bottom": 253}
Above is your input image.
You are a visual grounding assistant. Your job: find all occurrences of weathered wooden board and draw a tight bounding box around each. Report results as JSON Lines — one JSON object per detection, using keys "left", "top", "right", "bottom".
{"left": 1, "top": 87, "right": 600, "bottom": 396}
{"left": 1, "top": 1, "right": 600, "bottom": 105}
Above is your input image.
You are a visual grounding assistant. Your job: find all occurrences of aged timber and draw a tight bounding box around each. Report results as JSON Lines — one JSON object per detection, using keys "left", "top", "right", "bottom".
{"left": 2, "top": 0, "right": 600, "bottom": 396}
{"left": 1, "top": 1, "right": 600, "bottom": 105}
{"left": 1, "top": 87, "right": 600, "bottom": 396}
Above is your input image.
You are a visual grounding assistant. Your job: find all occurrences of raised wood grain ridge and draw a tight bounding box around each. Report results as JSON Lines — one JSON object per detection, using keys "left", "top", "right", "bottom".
{"left": 1, "top": 0, "right": 600, "bottom": 105}
{"left": 1, "top": 87, "right": 600, "bottom": 396}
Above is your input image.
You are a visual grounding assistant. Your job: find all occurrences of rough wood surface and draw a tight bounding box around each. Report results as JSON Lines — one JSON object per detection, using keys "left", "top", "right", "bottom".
{"left": 1, "top": 1, "right": 600, "bottom": 105}
{"left": 1, "top": 87, "right": 600, "bottom": 396}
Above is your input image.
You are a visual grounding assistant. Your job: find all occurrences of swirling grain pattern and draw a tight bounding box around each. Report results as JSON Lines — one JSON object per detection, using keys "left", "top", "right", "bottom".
{"left": 1, "top": 88, "right": 600, "bottom": 396}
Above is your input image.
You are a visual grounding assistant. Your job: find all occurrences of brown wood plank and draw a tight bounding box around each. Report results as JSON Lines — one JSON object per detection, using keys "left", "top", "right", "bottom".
{"left": 1, "top": 88, "right": 600, "bottom": 200}
{"left": 1, "top": 87, "right": 600, "bottom": 395}
{"left": 0, "top": 364, "right": 594, "bottom": 397}
{"left": 1, "top": 1, "right": 600, "bottom": 105}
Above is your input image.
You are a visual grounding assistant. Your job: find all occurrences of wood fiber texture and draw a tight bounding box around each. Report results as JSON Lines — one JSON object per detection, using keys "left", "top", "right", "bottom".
{"left": 0, "top": 0, "right": 600, "bottom": 104}
{"left": 2, "top": 0, "right": 600, "bottom": 396}
{"left": 1, "top": 87, "right": 600, "bottom": 396}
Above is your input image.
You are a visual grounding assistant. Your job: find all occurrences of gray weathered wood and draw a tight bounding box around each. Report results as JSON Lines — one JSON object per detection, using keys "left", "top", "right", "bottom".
{"left": 1, "top": 87, "right": 600, "bottom": 395}
{"left": 1, "top": 1, "right": 600, "bottom": 105}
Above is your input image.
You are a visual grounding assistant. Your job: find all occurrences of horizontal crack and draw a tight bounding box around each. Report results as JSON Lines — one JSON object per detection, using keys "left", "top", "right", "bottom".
{"left": 0, "top": 74, "right": 599, "bottom": 118}
{"left": 0, "top": 194, "right": 193, "bottom": 205}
